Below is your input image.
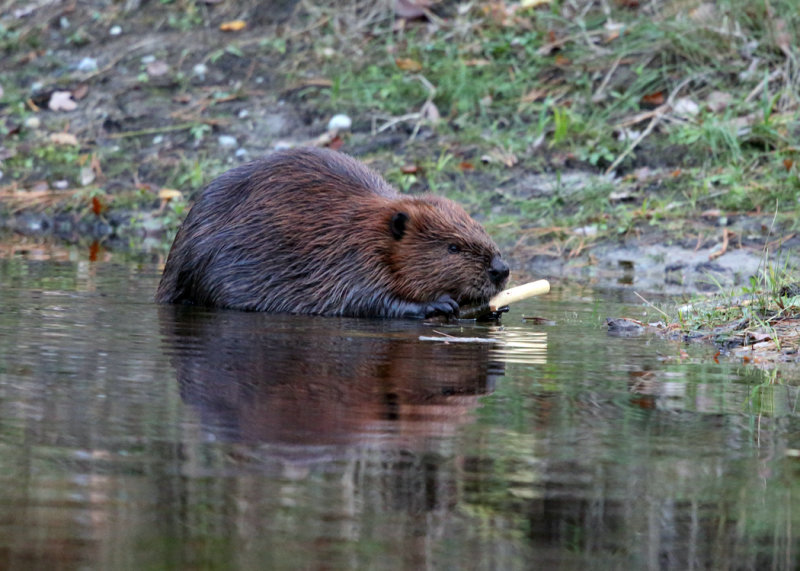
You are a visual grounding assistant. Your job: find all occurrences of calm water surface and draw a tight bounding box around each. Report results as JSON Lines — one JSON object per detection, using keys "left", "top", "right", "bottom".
{"left": 1, "top": 240, "right": 799, "bottom": 570}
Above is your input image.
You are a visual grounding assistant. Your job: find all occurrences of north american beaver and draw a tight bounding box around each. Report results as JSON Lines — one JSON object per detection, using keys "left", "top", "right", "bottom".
{"left": 155, "top": 147, "right": 509, "bottom": 318}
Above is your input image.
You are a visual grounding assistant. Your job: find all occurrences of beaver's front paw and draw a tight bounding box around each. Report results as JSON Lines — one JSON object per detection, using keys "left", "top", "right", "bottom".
{"left": 422, "top": 295, "right": 460, "bottom": 318}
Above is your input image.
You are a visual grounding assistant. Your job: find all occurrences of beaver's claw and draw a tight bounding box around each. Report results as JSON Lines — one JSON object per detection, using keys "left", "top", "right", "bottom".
{"left": 422, "top": 294, "right": 460, "bottom": 318}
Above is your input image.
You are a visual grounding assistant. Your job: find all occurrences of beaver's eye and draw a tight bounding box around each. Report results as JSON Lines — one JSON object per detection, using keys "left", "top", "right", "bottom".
{"left": 448, "top": 244, "right": 461, "bottom": 254}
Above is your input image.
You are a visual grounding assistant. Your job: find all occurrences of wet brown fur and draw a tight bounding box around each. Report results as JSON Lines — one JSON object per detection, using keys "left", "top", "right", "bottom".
{"left": 155, "top": 147, "right": 508, "bottom": 318}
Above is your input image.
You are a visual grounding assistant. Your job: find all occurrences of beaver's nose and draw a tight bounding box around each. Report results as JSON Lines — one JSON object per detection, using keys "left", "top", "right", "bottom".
{"left": 488, "top": 255, "right": 510, "bottom": 285}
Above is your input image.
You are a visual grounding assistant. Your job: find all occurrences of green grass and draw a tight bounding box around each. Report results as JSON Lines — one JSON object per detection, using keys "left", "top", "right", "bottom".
{"left": 287, "top": 0, "right": 799, "bottom": 244}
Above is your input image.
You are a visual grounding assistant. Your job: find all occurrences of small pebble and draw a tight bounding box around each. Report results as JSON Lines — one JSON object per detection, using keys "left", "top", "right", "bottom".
{"left": 54, "top": 180, "right": 69, "bottom": 190}
{"left": 24, "top": 116, "right": 41, "bottom": 129}
{"left": 327, "top": 114, "right": 352, "bottom": 132}
{"left": 218, "top": 135, "right": 237, "bottom": 148}
{"left": 77, "top": 57, "right": 98, "bottom": 72}
{"left": 152, "top": 135, "right": 164, "bottom": 145}
{"left": 60, "top": 16, "right": 70, "bottom": 29}
{"left": 238, "top": 109, "right": 249, "bottom": 119}
{"left": 141, "top": 55, "right": 156, "bottom": 64}
{"left": 30, "top": 81, "right": 43, "bottom": 93}
{"left": 109, "top": 25, "right": 122, "bottom": 36}
{"left": 235, "top": 148, "right": 248, "bottom": 158}
{"left": 193, "top": 63, "right": 208, "bottom": 79}
{"left": 80, "top": 167, "right": 95, "bottom": 186}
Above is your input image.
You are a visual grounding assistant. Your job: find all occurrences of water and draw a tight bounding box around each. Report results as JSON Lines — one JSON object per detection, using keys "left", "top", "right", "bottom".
{"left": 1, "top": 239, "right": 799, "bottom": 570}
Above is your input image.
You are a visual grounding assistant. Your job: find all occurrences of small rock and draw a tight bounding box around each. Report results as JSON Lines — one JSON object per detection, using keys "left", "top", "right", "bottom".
{"left": 327, "top": 114, "right": 352, "bottom": 132}
{"left": 80, "top": 167, "right": 95, "bottom": 186}
{"left": 706, "top": 91, "right": 733, "bottom": 113}
{"left": 218, "top": 135, "right": 237, "bottom": 148}
{"left": 30, "top": 81, "right": 43, "bottom": 93}
{"left": 152, "top": 135, "right": 164, "bottom": 145}
{"left": 573, "top": 225, "right": 598, "bottom": 237}
{"left": 673, "top": 97, "right": 700, "bottom": 117}
{"left": 238, "top": 109, "right": 249, "bottom": 119}
{"left": 54, "top": 180, "right": 69, "bottom": 190}
{"left": 141, "top": 55, "right": 156, "bottom": 64}
{"left": 109, "top": 25, "right": 122, "bottom": 36}
{"left": 24, "top": 116, "right": 41, "bottom": 129}
{"left": 193, "top": 63, "right": 208, "bottom": 79}
{"left": 77, "top": 57, "right": 98, "bottom": 72}
{"left": 59, "top": 16, "right": 70, "bottom": 29}
{"left": 235, "top": 148, "right": 248, "bottom": 158}
{"left": 146, "top": 60, "right": 169, "bottom": 77}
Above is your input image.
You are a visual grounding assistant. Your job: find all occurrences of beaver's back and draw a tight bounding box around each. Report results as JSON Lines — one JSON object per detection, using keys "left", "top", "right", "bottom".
{"left": 156, "top": 147, "right": 508, "bottom": 317}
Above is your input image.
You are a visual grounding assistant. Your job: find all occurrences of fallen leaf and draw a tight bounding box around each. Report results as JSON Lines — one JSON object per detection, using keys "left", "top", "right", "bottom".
{"left": 554, "top": 54, "right": 570, "bottom": 66}
{"left": 49, "top": 132, "right": 79, "bottom": 146}
{"left": 395, "top": 57, "right": 422, "bottom": 72}
{"left": 401, "top": 164, "right": 419, "bottom": 175}
{"left": 158, "top": 188, "right": 183, "bottom": 201}
{"left": 72, "top": 84, "right": 89, "bottom": 100}
{"left": 88, "top": 240, "right": 101, "bottom": 262}
{"left": 91, "top": 196, "right": 104, "bottom": 216}
{"left": 520, "top": 88, "right": 547, "bottom": 103}
{"left": 220, "top": 20, "right": 247, "bottom": 32}
{"left": 783, "top": 158, "right": 794, "bottom": 171}
{"left": 48, "top": 91, "right": 77, "bottom": 111}
{"left": 458, "top": 161, "right": 474, "bottom": 171}
{"left": 640, "top": 91, "right": 665, "bottom": 106}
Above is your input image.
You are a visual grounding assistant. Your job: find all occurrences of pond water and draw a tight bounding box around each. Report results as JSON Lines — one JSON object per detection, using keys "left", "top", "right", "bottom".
{"left": 1, "top": 239, "right": 799, "bottom": 570}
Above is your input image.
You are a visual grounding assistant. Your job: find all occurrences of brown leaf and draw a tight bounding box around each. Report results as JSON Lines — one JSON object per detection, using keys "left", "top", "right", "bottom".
{"left": 89, "top": 240, "right": 101, "bottom": 262}
{"left": 641, "top": 91, "right": 665, "bottom": 106}
{"left": 520, "top": 88, "right": 547, "bottom": 103}
{"left": 158, "top": 188, "right": 183, "bottom": 201}
{"left": 458, "top": 162, "right": 474, "bottom": 171}
{"left": 395, "top": 57, "right": 422, "bottom": 72}
{"left": 72, "top": 84, "right": 89, "bottom": 100}
{"left": 401, "top": 164, "right": 419, "bottom": 174}
{"left": 220, "top": 20, "right": 247, "bottom": 32}
{"left": 554, "top": 54, "right": 570, "bottom": 66}
{"left": 91, "top": 196, "right": 104, "bottom": 216}
{"left": 783, "top": 158, "right": 794, "bottom": 171}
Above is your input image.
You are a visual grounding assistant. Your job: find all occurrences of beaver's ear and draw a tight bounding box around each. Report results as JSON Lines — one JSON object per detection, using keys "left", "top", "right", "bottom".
{"left": 390, "top": 212, "right": 409, "bottom": 240}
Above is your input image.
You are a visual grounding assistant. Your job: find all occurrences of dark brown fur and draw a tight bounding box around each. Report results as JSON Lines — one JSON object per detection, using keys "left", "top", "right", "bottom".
{"left": 155, "top": 147, "right": 509, "bottom": 318}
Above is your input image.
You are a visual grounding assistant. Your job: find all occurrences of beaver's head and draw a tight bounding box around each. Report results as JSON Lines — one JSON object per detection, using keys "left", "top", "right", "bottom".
{"left": 384, "top": 196, "right": 509, "bottom": 306}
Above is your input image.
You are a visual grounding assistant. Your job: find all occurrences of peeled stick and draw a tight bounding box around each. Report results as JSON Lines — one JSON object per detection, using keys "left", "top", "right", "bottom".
{"left": 459, "top": 279, "right": 551, "bottom": 320}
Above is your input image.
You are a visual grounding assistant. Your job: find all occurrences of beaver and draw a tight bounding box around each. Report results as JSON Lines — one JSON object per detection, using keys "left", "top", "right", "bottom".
{"left": 155, "top": 146, "right": 509, "bottom": 318}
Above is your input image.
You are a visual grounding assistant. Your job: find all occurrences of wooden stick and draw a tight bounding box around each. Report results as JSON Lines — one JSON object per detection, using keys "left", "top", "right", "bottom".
{"left": 459, "top": 279, "right": 550, "bottom": 319}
